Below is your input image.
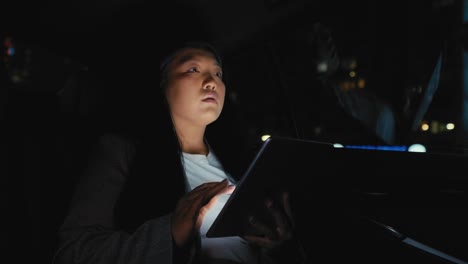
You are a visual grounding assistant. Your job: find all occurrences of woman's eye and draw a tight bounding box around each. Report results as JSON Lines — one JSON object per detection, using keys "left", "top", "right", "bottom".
{"left": 188, "top": 67, "right": 199, "bottom": 73}
{"left": 216, "top": 72, "right": 223, "bottom": 78}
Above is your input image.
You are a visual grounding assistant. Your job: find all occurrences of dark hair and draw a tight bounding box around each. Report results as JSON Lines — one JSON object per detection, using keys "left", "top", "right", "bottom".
{"left": 156, "top": 40, "right": 255, "bottom": 181}
{"left": 159, "top": 41, "right": 223, "bottom": 90}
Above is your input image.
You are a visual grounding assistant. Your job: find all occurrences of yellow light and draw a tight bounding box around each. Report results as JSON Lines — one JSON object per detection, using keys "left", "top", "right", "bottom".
{"left": 446, "top": 123, "right": 455, "bottom": 130}
{"left": 261, "top": 135, "right": 271, "bottom": 141}
{"left": 421, "top": 123, "right": 429, "bottom": 131}
{"left": 357, "top": 78, "right": 366, "bottom": 89}
{"left": 349, "top": 71, "right": 356, "bottom": 78}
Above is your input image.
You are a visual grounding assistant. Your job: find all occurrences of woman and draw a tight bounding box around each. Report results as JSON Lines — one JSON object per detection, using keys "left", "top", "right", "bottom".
{"left": 53, "top": 41, "right": 306, "bottom": 264}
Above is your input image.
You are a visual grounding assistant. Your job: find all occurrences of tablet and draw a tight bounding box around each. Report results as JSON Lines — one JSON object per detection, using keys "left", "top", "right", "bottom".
{"left": 206, "top": 136, "right": 468, "bottom": 238}
{"left": 206, "top": 136, "right": 334, "bottom": 238}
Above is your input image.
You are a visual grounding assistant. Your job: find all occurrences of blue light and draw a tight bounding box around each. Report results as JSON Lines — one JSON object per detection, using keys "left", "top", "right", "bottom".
{"left": 344, "top": 145, "right": 408, "bottom": 152}
{"left": 7, "top": 47, "right": 15, "bottom": 56}
{"left": 464, "top": 0, "right": 468, "bottom": 22}
{"left": 464, "top": 51, "right": 468, "bottom": 131}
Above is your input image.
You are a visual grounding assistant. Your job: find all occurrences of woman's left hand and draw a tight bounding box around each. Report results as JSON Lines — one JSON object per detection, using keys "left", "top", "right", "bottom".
{"left": 243, "top": 192, "right": 307, "bottom": 264}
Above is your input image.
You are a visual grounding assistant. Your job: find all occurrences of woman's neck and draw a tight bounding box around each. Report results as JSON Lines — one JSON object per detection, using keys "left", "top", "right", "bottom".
{"left": 174, "top": 124, "right": 208, "bottom": 155}
{"left": 180, "top": 139, "right": 208, "bottom": 155}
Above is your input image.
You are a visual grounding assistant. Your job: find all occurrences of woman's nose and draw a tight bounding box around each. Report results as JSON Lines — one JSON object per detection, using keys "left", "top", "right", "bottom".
{"left": 204, "top": 84, "right": 215, "bottom": 90}
{"left": 203, "top": 75, "right": 217, "bottom": 90}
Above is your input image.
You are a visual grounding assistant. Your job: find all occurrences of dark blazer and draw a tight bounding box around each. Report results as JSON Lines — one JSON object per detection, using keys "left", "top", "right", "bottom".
{"left": 53, "top": 116, "right": 255, "bottom": 264}
{"left": 52, "top": 132, "right": 193, "bottom": 264}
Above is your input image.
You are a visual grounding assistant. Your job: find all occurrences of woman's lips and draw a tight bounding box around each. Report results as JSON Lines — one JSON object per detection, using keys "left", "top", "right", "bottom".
{"left": 202, "top": 98, "right": 217, "bottom": 103}
{"left": 202, "top": 93, "right": 218, "bottom": 103}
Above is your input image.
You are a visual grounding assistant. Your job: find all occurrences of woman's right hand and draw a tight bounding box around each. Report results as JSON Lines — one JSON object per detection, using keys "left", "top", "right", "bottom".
{"left": 171, "top": 179, "right": 235, "bottom": 247}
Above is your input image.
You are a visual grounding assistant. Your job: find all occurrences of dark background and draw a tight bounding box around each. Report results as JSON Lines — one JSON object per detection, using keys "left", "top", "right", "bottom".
{"left": 3, "top": 0, "right": 464, "bottom": 145}
{"left": 3, "top": 0, "right": 468, "bottom": 263}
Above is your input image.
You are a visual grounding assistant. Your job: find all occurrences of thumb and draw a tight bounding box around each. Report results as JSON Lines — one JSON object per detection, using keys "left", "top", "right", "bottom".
{"left": 196, "top": 195, "right": 218, "bottom": 229}
{"left": 196, "top": 183, "right": 235, "bottom": 229}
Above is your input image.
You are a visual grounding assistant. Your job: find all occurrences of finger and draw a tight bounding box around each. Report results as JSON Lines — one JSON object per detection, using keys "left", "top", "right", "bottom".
{"left": 175, "top": 197, "right": 208, "bottom": 233}
{"left": 175, "top": 180, "right": 232, "bottom": 228}
{"left": 183, "top": 180, "right": 230, "bottom": 217}
{"left": 190, "top": 179, "right": 227, "bottom": 194}
{"left": 180, "top": 192, "right": 208, "bottom": 221}
{"left": 266, "top": 199, "right": 288, "bottom": 234}
{"left": 243, "top": 235, "right": 279, "bottom": 249}
{"left": 194, "top": 180, "right": 232, "bottom": 228}
{"left": 201, "top": 183, "right": 235, "bottom": 212}
{"left": 172, "top": 180, "right": 232, "bottom": 246}
{"left": 266, "top": 196, "right": 295, "bottom": 240}
{"left": 197, "top": 203, "right": 210, "bottom": 229}
{"left": 223, "top": 184, "right": 236, "bottom": 194}
{"left": 281, "top": 192, "right": 295, "bottom": 228}
{"left": 185, "top": 180, "right": 229, "bottom": 202}
{"left": 203, "top": 192, "right": 220, "bottom": 211}
{"left": 201, "top": 179, "right": 231, "bottom": 204}
{"left": 196, "top": 190, "right": 225, "bottom": 229}
{"left": 248, "top": 215, "right": 276, "bottom": 239}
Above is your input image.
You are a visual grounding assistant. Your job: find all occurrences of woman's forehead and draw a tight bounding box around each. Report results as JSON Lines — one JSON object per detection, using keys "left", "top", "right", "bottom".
{"left": 171, "top": 48, "right": 220, "bottom": 67}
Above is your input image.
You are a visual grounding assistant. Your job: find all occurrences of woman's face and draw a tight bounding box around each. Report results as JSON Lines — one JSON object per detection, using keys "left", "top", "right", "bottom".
{"left": 164, "top": 47, "right": 225, "bottom": 127}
